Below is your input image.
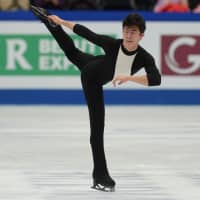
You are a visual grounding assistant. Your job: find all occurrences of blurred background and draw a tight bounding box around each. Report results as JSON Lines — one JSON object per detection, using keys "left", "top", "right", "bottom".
{"left": 0, "top": 0, "right": 200, "bottom": 105}
{"left": 0, "top": 0, "right": 200, "bottom": 12}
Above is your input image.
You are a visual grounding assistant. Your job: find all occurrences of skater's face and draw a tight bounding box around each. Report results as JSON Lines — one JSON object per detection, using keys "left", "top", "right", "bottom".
{"left": 122, "top": 25, "right": 144, "bottom": 47}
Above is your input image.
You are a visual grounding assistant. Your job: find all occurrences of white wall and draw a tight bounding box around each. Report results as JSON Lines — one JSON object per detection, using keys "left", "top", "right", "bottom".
{"left": 0, "top": 21, "right": 200, "bottom": 89}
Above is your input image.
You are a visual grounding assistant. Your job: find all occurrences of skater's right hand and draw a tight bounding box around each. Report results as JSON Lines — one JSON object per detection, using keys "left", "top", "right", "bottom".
{"left": 48, "top": 15, "right": 65, "bottom": 25}
{"left": 48, "top": 15, "right": 75, "bottom": 30}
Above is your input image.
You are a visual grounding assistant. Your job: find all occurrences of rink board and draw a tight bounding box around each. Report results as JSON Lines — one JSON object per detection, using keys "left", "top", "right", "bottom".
{"left": 0, "top": 12, "right": 200, "bottom": 104}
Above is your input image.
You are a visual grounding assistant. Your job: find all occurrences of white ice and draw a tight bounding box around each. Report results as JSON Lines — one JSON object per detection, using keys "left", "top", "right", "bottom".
{"left": 0, "top": 106, "right": 200, "bottom": 200}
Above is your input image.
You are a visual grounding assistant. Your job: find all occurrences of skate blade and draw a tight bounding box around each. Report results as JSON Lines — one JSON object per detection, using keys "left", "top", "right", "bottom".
{"left": 31, "top": 5, "right": 58, "bottom": 28}
{"left": 31, "top": 5, "right": 48, "bottom": 18}
{"left": 91, "top": 184, "right": 115, "bottom": 192}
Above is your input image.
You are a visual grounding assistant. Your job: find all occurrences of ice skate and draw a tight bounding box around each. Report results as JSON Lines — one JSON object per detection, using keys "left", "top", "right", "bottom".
{"left": 91, "top": 175, "right": 116, "bottom": 192}
{"left": 30, "top": 5, "right": 58, "bottom": 28}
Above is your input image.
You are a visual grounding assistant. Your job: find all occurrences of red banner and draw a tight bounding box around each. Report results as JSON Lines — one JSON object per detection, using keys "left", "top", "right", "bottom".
{"left": 161, "top": 35, "right": 200, "bottom": 75}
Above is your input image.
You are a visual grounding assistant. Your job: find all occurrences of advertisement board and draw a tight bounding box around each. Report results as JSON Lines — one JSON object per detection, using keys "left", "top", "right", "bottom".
{"left": 0, "top": 12, "right": 200, "bottom": 104}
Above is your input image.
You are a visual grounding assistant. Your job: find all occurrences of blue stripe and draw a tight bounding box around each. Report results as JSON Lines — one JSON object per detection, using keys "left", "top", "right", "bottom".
{"left": 0, "top": 11, "right": 200, "bottom": 21}
{"left": 0, "top": 89, "right": 200, "bottom": 105}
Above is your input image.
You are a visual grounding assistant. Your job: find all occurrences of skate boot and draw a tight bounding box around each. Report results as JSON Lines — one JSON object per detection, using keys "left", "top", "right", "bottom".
{"left": 91, "top": 175, "right": 116, "bottom": 192}
{"left": 30, "top": 5, "right": 58, "bottom": 28}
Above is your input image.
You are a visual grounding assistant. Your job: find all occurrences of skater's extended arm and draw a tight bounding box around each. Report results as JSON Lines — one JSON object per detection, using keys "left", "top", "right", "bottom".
{"left": 73, "top": 24, "right": 116, "bottom": 52}
{"left": 48, "top": 15, "right": 116, "bottom": 52}
{"left": 48, "top": 15, "right": 75, "bottom": 30}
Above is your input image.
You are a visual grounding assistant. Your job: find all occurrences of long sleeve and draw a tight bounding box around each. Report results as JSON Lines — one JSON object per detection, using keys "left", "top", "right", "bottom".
{"left": 144, "top": 54, "right": 161, "bottom": 86}
{"left": 73, "top": 24, "right": 116, "bottom": 53}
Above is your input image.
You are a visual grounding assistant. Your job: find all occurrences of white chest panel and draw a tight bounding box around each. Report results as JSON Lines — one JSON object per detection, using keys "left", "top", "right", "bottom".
{"left": 114, "top": 46, "right": 137, "bottom": 77}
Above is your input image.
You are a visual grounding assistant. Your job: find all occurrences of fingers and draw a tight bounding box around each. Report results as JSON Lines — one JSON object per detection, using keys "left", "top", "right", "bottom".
{"left": 112, "top": 79, "right": 116, "bottom": 87}
{"left": 118, "top": 81, "right": 123, "bottom": 85}
{"left": 112, "top": 78, "right": 123, "bottom": 87}
{"left": 48, "top": 15, "right": 56, "bottom": 20}
{"left": 47, "top": 15, "right": 56, "bottom": 23}
{"left": 48, "top": 15, "right": 61, "bottom": 24}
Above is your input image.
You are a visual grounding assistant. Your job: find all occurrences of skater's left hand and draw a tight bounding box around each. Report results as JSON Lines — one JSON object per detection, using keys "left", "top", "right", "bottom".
{"left": 112, "top": 75, "right": 130, "bottom": 87}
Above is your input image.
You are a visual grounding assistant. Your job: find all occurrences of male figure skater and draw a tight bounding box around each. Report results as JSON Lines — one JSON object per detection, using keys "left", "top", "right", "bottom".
{"left": 31, "top": 5, "right": 161, "bottom": 192}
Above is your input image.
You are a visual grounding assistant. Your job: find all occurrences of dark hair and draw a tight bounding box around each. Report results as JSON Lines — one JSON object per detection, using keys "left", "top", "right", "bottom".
{"left": 122, "top": 13, "right": 146, "bottom": 33}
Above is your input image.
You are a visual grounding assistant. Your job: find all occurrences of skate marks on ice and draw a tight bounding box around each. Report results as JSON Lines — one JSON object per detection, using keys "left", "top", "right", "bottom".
{"left": 0, "top": 106, "right": 200, "bottom": 200}
{"left": 0, "top": 169, "right": 174, "bottom": 200}
{"left": 1, "top": 168, "right": 200, "bottom": 200}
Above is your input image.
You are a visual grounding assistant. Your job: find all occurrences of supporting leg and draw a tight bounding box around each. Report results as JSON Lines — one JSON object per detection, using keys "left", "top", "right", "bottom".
{"left": 81, "top": 68, "right": 115, "bottom": 191}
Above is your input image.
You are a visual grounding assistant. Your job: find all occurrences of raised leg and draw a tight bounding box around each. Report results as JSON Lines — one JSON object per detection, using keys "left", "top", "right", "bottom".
{"left": 43, "top": 24, "right": 95, "bottom": 71}
{"left": 31, "top": 5, "right": 95, "bottom": 71}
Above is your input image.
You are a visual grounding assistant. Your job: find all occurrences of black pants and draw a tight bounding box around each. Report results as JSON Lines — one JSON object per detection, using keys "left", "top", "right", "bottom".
{"left": 45, "top": 24, "right": 114, "bottom": 178}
